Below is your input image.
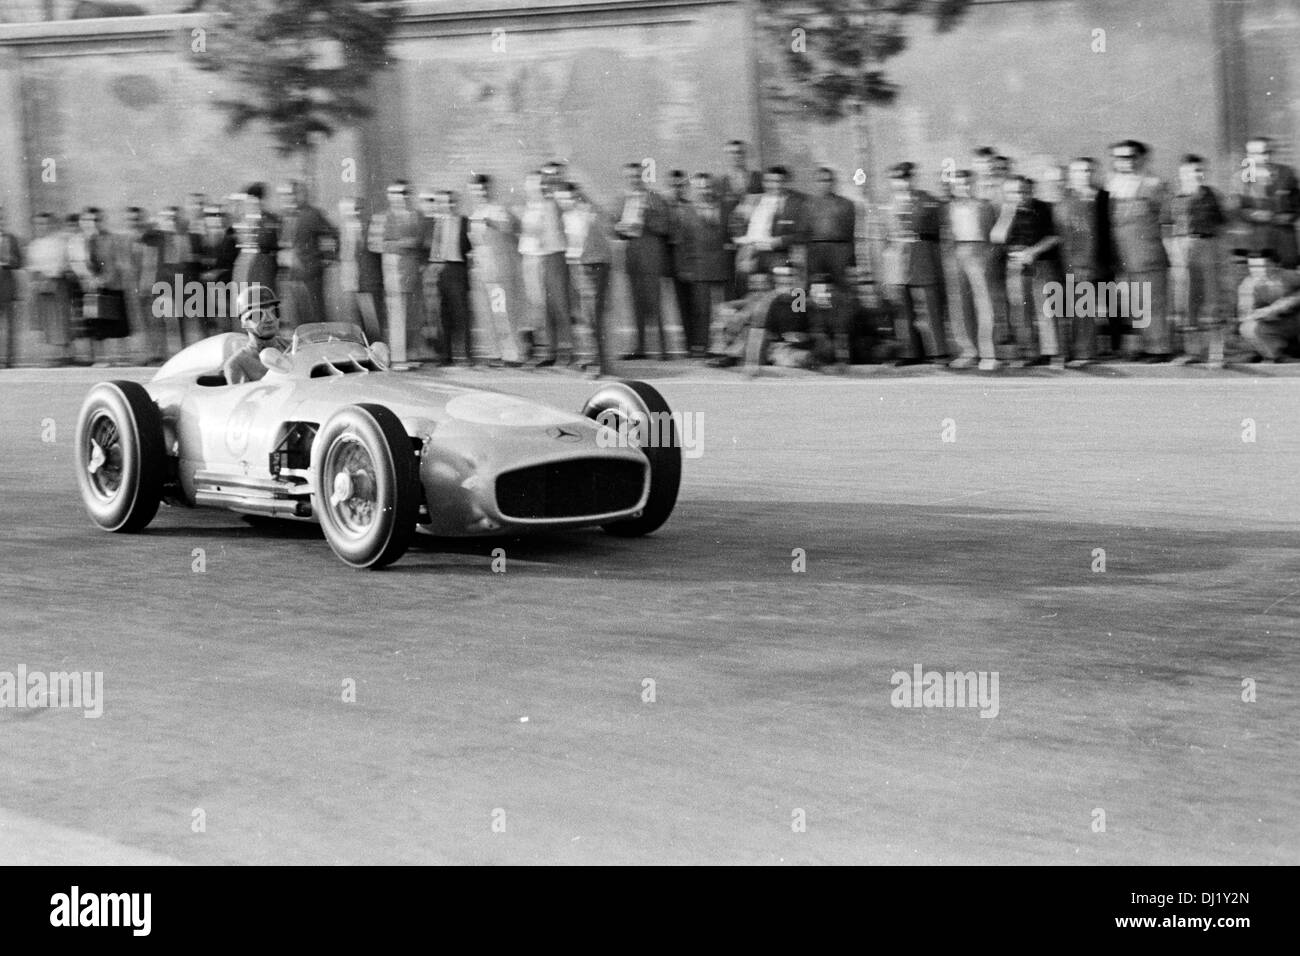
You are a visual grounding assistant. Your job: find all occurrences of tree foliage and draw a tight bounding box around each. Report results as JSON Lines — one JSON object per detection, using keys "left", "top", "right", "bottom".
{"left": 195, "top": 0, "right": 401, "bottom": 158}
{"left": 758, "top": 0, "right": 974, "bottom": 119}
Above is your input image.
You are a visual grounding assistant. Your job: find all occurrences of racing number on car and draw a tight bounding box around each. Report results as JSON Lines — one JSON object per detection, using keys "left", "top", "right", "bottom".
{"left": 225, "top": 388, "right": 272, "bottom": 457}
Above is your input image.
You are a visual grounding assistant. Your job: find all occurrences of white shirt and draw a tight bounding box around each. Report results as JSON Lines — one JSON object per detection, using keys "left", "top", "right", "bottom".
{"left": 28, "top": 234, "right": 67, "bottom": 278}
{"left": 745, "top": 194, "right": 782, "bottom": 243}
{"left": 1107, "top": 173, "right": 1144, "bottom": 201}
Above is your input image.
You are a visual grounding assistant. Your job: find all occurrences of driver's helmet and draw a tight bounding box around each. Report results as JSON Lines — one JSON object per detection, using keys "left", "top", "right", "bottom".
{"left": 237, "top": 284, "right": 280, "bottom": 332}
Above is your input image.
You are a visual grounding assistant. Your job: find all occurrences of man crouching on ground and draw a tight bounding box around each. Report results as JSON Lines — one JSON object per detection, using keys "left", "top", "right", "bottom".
{"left": 224, "top": 283, "right": 290, "bottom": 384}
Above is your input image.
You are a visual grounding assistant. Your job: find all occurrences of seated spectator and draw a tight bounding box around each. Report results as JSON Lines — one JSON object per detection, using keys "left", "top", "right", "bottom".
{"left": 706, "top": 271, "right": 780, "bottom": 368}
{"left": 223, "top": 284, "right": 290, "bottom": 384}
{"left": 807, "top": 273, "right": 852, "bottom": 371}
{"left": 1236, "top": 249, "right": 1300, "bottom": 362}
{"left": 847, "top": 268, "right": 896, "bottom": 364}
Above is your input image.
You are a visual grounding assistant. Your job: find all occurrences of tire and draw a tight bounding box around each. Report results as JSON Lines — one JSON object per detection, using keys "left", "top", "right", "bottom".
{"left": 74, "top": 380, "right": 166, "bottom": 533}
{"left": 312, "top": 403, "right": 419, "bottom": 569}
{"left": 581, "top": 380, "right": 681, "bottom": 537}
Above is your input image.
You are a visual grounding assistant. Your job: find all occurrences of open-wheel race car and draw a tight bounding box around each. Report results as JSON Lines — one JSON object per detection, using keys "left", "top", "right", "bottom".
{"left": 74, "top": 323, "right": 681, "bottom": 568}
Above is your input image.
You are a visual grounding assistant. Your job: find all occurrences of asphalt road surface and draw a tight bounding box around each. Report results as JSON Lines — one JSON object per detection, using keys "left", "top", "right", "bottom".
{"left": 2, "top": 363, "right": 1298, "bottom": 865}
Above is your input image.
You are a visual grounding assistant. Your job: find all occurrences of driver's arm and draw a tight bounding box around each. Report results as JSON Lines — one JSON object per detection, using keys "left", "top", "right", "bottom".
{"left": 223, "top": 348, "right": 263, "bottom": 385}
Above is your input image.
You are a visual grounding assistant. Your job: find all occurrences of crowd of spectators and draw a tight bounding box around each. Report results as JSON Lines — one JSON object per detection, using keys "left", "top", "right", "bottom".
{"left": 1, "top": 135, "right": 1297, "bottom": 374}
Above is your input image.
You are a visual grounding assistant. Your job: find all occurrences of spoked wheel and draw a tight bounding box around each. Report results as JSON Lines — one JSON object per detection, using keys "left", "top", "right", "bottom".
{"left": 312, "top": 403, "right": 419, "bottom": 569}
{"left": 74, "top": 381, "right": 166, "bottom": 533}
{"left": 580, "top": 380, "right": 681, "bottom": 537}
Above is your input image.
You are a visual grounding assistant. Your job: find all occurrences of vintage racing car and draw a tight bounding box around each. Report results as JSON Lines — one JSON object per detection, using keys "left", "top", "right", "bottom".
{"left": 74, "top": 323, "right": 681, "bottom": 568}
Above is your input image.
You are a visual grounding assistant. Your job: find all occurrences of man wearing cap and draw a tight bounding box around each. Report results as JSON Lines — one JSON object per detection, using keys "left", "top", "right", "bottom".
{"left": 223, "top": 284, "right": 291, "bottom": 384}
{"left": 1234, "top": 136, "right": 1299, "bottom": 269}
{"left": 1108, "top": 139, "right": 1171, "bottom": 359}
{"left": 874, "top": 161, "right": 946, "bottom": 363}
{"left": 278, "top": 181, "right": 337, "bottom": 329}
{"left": 370, "top": 180, "right": 428, "bottom": 364}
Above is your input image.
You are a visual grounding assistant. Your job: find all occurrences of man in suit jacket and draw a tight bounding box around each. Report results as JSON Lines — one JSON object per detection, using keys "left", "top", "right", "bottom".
{"left": 0, "top": 205, "right": 23, "bottom": 368}
{"left": 118, "top": 207, "right": 164, "bottom": 363}
{"left": 615, "top": 161, "right": 672, "bottom": 359}
{"left": 154, "top": 206, "right": 204, "bottom": 346}
{"left": 874, "top": 161, "right": 946, "bottom": 362}
{"left": 68, "top": 207, "right": 130, "bottom": 362}
{"left": 663, "top": 169, "right": 695, "bottom": 351}
{"left": 427, "top": 189, "right": 474, "bottom": 365}
{"left": 1234, "top": 136, "right": 1300, "bottom": 269}
{"left": 735, "top": 165, "right": 808, "bottom": 288}
{"left": 1054, "top": 157, "right": 1114, "bottom": 361}
{"left": 278, "top": 180, "right": 337, "bottom": 329}
{"left": 672, "top": 172, "right": 733, "bottom": 358}
{"left": 1107, "top": 139, "right": 1171, "bottom": 359}
{"left": 370, "top": 180, "right": 429, "bottom": 365}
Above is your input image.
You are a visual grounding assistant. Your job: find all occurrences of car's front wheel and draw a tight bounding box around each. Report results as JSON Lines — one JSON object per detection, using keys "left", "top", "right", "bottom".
{"left": 581, "top": 380, "right": 681, "bottom": 537}
{"left": 312, "top": 404, "right": 419, "bottom": 569}
{"left": 74, "top": 381, "right": 166, "bottom": 533}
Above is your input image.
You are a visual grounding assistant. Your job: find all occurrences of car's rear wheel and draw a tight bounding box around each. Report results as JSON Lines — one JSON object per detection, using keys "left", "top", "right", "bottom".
{"left": 581, "top": 380, "right": 681, "bottom": 537}
{"left": 74, "top": 381, "right": 166, "bottom": 533}
{"left": 312, "top": 404, "right": 419, "bottom": 569}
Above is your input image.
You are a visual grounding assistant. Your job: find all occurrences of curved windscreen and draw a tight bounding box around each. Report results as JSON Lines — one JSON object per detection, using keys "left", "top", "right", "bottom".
{"left": 291, "top": 323, "right": 369, "bottom": 352}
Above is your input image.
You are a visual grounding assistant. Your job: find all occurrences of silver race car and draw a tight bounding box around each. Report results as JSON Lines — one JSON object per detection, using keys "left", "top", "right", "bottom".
{"left": 74, "top": 323, "right": 681, "bottom": 568}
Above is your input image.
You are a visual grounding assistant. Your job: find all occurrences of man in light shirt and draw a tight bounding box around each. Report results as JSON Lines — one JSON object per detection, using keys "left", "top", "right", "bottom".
{"left": 557, "top": 182, "right": 611, "bottom": 375}
{"left": 467, "top": 173, "right": 525, "bottom": 366}
{"left": 943, "top": 169, "right": 998, "bottom": 369}
{"left": 518, "top": 169, "right": 570, "bottom": 366}
{"left": 26, "top": 212, "right": 71, "bottom": 366}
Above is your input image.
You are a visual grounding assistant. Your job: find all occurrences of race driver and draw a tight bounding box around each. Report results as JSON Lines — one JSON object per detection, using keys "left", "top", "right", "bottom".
{"left": 224, "top": 283, "right": 291, "bottom": 384}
